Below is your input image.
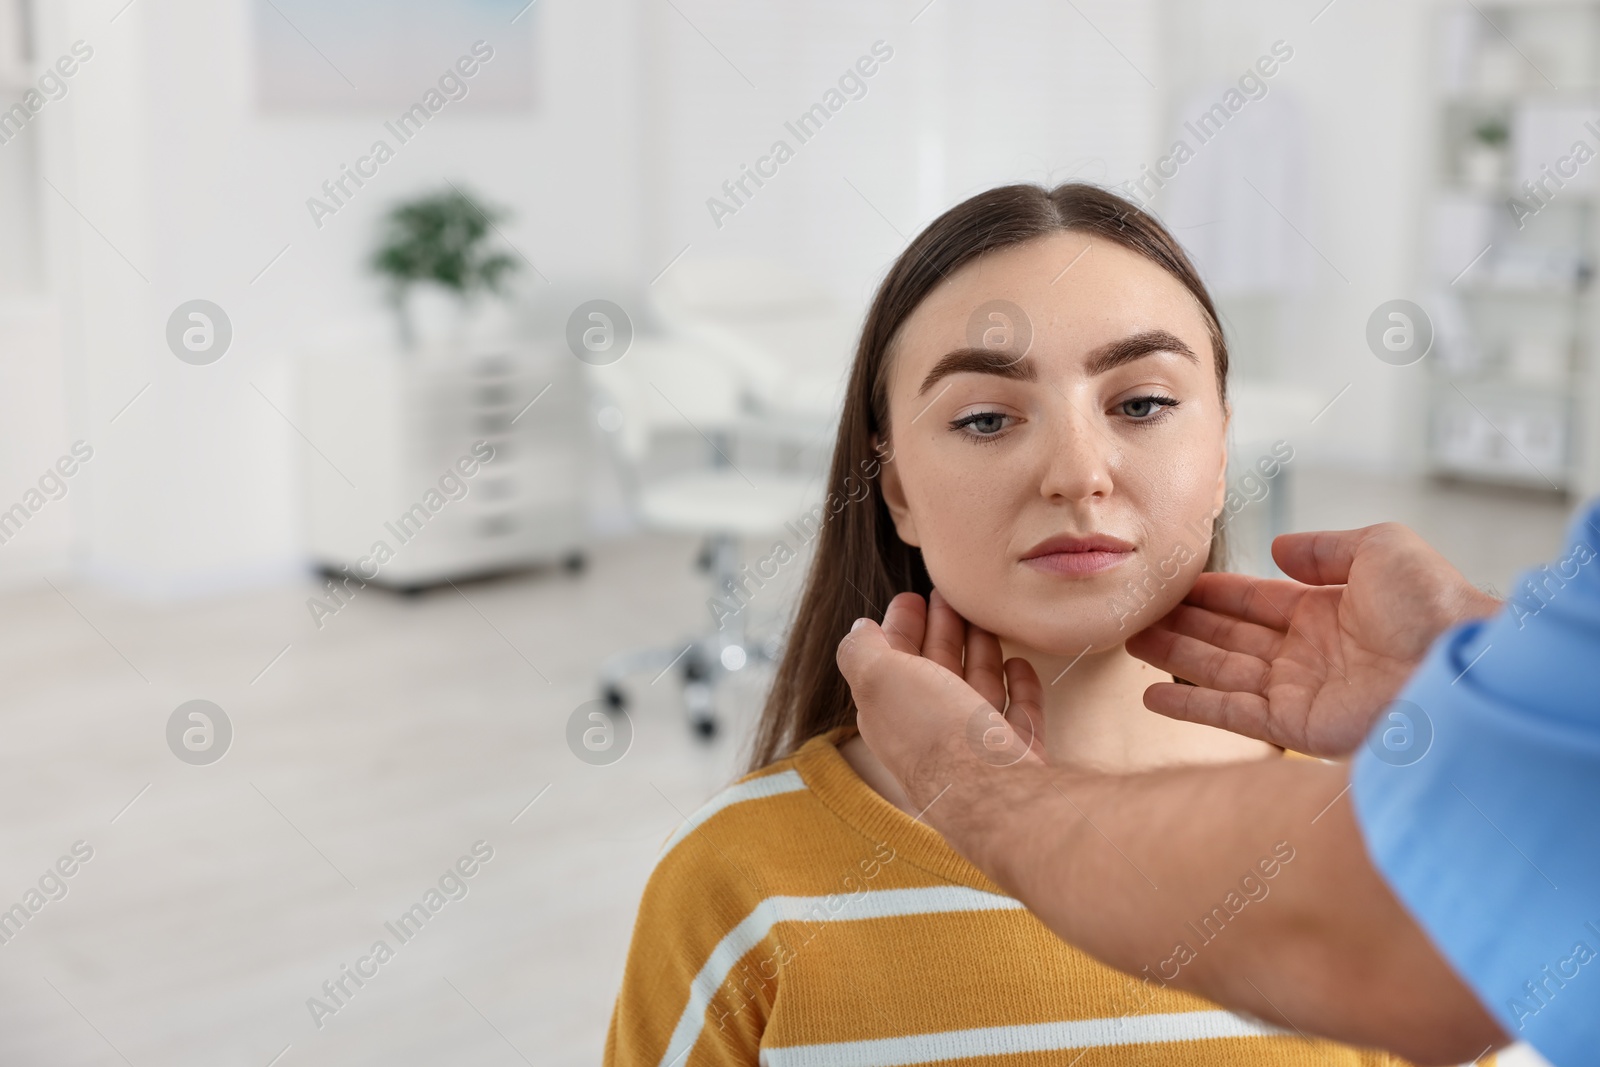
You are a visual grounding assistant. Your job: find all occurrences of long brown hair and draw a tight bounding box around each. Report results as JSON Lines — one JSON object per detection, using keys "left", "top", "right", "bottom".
{"left": 746, "top": 182, "right": 1229, "bottom": 771}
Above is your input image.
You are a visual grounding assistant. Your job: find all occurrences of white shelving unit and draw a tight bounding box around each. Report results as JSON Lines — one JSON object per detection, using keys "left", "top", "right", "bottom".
{"left": 299, "top": 338, "right": 590, "bottom": 592}
{"left": 1426, "top": 0, "right": 1600, "bottom": 495}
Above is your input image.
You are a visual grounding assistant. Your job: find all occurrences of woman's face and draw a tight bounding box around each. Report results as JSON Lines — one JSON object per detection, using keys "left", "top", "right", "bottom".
{"left": 878, "top": 231, "right": 1229, "bottom": 658}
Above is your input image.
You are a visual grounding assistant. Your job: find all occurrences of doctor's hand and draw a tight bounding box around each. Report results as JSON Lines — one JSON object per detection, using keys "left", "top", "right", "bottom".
{"left": 836, "top": 589, "right": 1046, "bottom": 808}
{"left": 1125, "top": 523, "right": 1500, "bottom": 758}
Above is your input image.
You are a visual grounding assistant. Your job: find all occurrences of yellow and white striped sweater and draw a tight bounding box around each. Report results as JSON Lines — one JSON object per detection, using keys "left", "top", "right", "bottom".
{"left": 605, "top": 727, "right": 1455, "bottom": 1066}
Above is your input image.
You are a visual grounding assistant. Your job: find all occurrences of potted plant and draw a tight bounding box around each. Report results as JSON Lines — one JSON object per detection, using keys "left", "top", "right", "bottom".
{"left": 1462, "top": 115, "right": 1510, "bottom": 191}
{"left": 370, "top": 187, "right": 521, "bottom": 351}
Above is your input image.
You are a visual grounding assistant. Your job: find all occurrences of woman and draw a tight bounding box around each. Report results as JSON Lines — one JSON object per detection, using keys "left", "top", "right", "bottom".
{"left": 604, "top": 184, "right": 1423, "bottom": 1065}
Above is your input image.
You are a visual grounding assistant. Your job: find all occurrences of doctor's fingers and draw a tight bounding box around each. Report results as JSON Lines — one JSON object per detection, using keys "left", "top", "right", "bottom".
{"left": 1156, "top": 603, "right": 1286, "bottom": 661}
{"left": 963, "top": 623, "right": 1007, "bottom": 712}
{"left": 1002, "top": 657, "right": 1045, "bottom": 754}
{"left": 1141, "top": 681, "right": 1277, "bottom": 745}
{"left": 923, "top": 587, "right": 969, "bottom": 676}
{"left": 878, "top": 591, "right": 928, "bottom": 655}
{"left": 837, "top": 618, "right": 895, "bottom": 703}
{"left": 1124, "top": 625, "right": 1272, "bottom": 697}
{"left": 1180, "top": 572, "right": 1309, "bottom": 633}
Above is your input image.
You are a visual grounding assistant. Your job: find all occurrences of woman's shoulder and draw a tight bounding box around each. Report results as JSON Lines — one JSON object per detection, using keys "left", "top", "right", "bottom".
{"left": 641, "top": 733, "right": 853, "bottom": 899}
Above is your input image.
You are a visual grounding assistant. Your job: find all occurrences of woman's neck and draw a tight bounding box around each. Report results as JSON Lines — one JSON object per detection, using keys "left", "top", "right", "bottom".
{"left": 837, "top": 642, "right": 1277, "bottom": 818}
{"left": 1011, "top": 641, "right": 1275, "bottom": 773}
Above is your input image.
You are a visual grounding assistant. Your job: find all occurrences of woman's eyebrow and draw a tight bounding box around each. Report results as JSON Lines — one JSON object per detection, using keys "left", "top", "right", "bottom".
{"left": 916, "top": 348, "right": 1037, "bottom": 396}
{"left": 1084, "top": 329, "right": 1199, "bottom": 375}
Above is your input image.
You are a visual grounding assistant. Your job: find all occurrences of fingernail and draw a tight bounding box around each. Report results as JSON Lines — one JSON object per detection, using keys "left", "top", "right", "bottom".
{"left": 851, "top": 617, "right": 869, "bottom": 633}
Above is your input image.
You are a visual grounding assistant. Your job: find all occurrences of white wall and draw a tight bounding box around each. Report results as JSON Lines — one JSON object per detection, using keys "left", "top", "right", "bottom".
{"left": 0, "top": 298, "right": 72, "bottom": 584}
{"left": 640, "top": 0, "right": 1161, "bottom": 311}
{"left": 1150, "top": 0, "right": 1435, "bottom": 472}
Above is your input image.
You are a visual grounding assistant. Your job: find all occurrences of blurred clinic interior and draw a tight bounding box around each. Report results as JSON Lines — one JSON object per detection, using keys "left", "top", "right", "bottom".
{"left": 0, "top": 0, "right": 1589, "bottom": 1063}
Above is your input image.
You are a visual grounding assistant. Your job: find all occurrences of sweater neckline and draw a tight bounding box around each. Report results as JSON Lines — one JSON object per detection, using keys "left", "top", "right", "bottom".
{"left": 790, "top": 726, "right": 1007, "bottom": 895}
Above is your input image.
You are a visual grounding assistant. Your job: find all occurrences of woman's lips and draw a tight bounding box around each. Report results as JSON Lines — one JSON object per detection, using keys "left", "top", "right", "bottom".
{"left": 1020, "top": 535, "right": 1136, "bottom": 577}
{"left": 1021, "top": 549, "right": 1133, "bottom": 576}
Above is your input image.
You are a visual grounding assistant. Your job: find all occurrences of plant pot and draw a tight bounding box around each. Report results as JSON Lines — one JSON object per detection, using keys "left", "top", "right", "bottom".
{"left": 399, "top": 282, "right": 466, "bottom": 351}
{"left": 1462, "top": 144, "right": 1506, "bottom": 192}
{"left": 397, "top": 286, "right": 519, "bottom": 352}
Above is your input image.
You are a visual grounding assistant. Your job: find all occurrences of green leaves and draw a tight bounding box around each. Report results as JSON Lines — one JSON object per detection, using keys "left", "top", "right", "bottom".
{"left": 369, "top": 187, "right": 520, "bottom": 300}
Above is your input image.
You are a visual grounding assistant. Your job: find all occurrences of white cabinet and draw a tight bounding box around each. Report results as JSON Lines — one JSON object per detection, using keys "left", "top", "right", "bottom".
{"left": 299, "top": 339, "right": 588, "bottom": 590}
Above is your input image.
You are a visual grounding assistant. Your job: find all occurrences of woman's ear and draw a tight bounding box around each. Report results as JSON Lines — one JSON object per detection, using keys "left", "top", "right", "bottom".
{"left": 872, "top": 433, "right": 921, "bottom": 547}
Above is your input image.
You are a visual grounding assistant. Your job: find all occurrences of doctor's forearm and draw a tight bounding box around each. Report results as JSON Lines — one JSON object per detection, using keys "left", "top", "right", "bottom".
{"left": 928, "top": 757, "right": 1506, "bottom": 1064}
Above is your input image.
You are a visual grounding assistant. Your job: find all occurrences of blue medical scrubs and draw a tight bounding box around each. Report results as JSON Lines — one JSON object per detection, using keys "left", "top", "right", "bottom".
{"left": 1352, "top": 500, "right": 1600, "bottom": 1067}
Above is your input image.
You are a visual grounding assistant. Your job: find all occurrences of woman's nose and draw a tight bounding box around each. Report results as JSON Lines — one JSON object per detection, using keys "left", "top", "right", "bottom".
{"left": 1037, "top": 406, "right": 1116, "bottom": 502}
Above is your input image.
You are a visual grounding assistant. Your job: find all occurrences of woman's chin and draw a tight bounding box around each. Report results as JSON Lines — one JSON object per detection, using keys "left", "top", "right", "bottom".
{"left": 993, "top": 626, "right": 1125, "bottom": 663}
{"left": 945, "top": 589, "right": 1174, "bottom": 660}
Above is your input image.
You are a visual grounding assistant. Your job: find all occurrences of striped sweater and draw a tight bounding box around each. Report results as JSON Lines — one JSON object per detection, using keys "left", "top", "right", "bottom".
{"left": 605, "top": 727, "right": 1460, "bottom": 1066}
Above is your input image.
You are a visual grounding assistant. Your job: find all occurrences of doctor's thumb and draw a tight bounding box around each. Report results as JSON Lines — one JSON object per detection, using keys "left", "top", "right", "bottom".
{"left": 836, "top": 617, "right": 890, "bottom": 692}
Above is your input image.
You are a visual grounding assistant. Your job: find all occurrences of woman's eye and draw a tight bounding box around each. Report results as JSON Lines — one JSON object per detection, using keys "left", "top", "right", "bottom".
{"left": 1118, "top": 395, "right": 1178, "bottom": 420}
{"left": 951, "top": 411, "right": 1011, "bottom": 437}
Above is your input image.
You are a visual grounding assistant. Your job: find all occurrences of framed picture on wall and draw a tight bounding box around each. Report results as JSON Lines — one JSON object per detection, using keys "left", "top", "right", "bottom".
{"left": 253, "top": 0, "right": 535, "bottom": 112}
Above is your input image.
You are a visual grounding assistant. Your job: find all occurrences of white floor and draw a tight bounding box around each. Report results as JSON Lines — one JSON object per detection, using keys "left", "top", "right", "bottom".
{"left": 0, "top": 468, "right": 1569, "bottom": 1066}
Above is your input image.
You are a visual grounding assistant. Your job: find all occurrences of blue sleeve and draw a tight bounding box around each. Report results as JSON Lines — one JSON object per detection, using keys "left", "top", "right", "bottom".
{"left": 1351, "top": 500, "right": 1600, "bottom": 1067}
